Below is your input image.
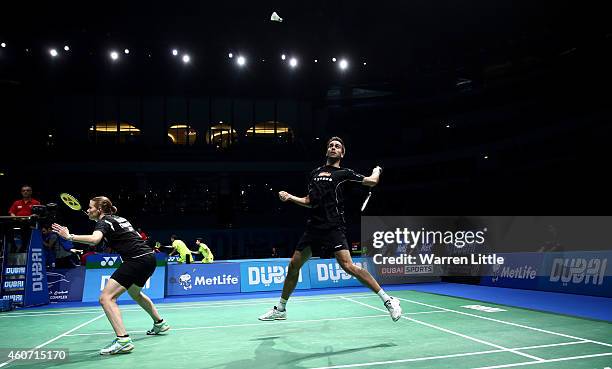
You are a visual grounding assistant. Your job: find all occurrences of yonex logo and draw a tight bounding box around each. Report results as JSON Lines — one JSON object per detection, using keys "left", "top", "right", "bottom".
{"left": 101, "top": 256, "right": 119, "bottom": 267}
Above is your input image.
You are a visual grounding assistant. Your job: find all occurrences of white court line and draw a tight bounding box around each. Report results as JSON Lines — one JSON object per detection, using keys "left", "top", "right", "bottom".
{"left": 0, "top": 295, "right": 361, "bottom": 318}
{"left": 0, "top": 296, "right": 341, "bottom": 316}
{"left": 310, "top": 341, "right": 591, "bottom": 369}
{"left": 64, "top": 311, "right": 447, "bottom": 337}
{"left": 471, "top": 352, "right": 612, "bottom": 369}
{"left": 340, "top": 297, "right": 544, "bottom": 362}
{"left": 395, "top": 297, "right": 612, "bottom": 348}
{"left": 0, "top": 313, "right": 105, "bottom": 368}
{"left": 0, "top": 293, "right": 372, "bottom": 318}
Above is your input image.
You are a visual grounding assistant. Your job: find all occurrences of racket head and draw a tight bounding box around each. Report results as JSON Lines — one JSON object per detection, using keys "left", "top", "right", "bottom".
{"left": 60, "top": 193, "right": 82, "bottom": 211}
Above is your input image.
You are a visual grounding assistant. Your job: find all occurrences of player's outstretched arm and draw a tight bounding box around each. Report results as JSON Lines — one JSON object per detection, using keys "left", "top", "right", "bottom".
{"left": 363, "top": 166, "right": 383, "bottom": 187}
{"left": 51, "top": 223, "right": 104, "bottom": 245}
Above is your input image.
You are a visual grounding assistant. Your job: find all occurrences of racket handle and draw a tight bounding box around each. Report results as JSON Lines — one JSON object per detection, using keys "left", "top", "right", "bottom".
{"left": 361, "top": 191, "right": 372, "bottom": 212}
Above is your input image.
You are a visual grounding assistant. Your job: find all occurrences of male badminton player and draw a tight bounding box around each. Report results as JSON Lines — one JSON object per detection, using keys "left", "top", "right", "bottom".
{"left": 259, "top": 137, "right": 402, "bottom": 321}
{"left": 52, "top": 196, "right": 169, "bottom": 355}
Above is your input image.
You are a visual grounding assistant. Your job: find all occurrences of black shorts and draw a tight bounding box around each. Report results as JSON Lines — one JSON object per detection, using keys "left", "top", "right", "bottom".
{"left": 111, "top": 253, "right": 156, "bottom": 288}
{"left": 296, "top": 227, "right": 349, "bottom": 258}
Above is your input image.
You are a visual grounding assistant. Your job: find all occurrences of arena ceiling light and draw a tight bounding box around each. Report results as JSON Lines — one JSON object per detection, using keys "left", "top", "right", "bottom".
{"left": 49, "top": 49, "right": 58, "bottom": 57}
{"left": 289, "top": 57, "right": 298, "bottom": 68}
{"left": 172, "top": 49, "right": 178, "bottom": 56}
{"left": 110, "top": 51, "right": 119, "bottom": 61}
{"left": 124, "top": 49, "right": 130, "bottom": 54}
{"left": 236, "top": 55, "right": 246, "bottom": 66}
{"left": 339, "top": 59, "right": 348, "bottom": 70}
{"left": 64, "top": 45, "right": 70, "bottom": 51}
{"left": 182, "top": 54, "right": 190, "bottom": 63}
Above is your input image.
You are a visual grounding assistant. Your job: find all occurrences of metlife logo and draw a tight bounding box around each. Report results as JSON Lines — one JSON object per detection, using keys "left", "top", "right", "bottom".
{"left": 166, "top": 263, "right": 240, "bottom": 296}
{"left": 491, "top": 263, "right": 537, "bottom": 283}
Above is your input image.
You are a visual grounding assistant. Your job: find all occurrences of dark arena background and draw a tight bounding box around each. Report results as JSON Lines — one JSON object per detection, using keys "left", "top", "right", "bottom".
{"left": 0, "top": 2, "right": 610, "bottom": 368}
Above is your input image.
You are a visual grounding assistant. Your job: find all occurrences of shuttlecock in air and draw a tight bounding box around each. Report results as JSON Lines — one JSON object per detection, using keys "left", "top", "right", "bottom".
{"left": 270, "top": 11, "right": 283, "bottom": 22}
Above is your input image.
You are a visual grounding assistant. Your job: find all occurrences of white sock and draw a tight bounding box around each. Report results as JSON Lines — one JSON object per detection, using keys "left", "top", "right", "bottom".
{"left": 377, "top": 289, "right": 390, "bottom": 304}
{"left": 278, "top": 298, "right": 288, "bottom": 311}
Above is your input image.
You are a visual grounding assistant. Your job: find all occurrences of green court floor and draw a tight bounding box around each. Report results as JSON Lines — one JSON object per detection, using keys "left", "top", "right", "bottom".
{"left": 1, "top": 290, "right": 611, "bottom": 369}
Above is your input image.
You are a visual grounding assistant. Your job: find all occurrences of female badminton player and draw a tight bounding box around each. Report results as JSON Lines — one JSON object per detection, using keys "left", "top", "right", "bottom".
{"left": 52, "top": 196, "right": 169, "bottom": 355}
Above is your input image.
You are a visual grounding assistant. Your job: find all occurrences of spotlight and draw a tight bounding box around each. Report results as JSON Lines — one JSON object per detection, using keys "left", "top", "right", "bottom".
{"left": 1, "top": 42, "right": 5, "bottom": 48}
{"left": 172, "top": 49, "right": 178, "bottom": 56}
{"left": 332, "top": 57, "right": 336, "bottom": 62}
{"left": 49, "top": 49, "right": 58, "bottom": 57}
{"left": 228, "top": 52, "right": 233, "bottom": 58}
{"left": 281, "top": 54, "right": 286, "bottom": 60}
{"left": 339, "top": 59, "right": 348, "bottom": 70}
{"left": 314, "top": 59, "right": 318, "bottom": 63}
{"left": 236, "top": 56, "right": 246, "bottom": 66}
{"left": 483, "top": 155, "right": 489, "bottom": 159}
{"left": 363, "top": 62, "right": 367, "bottom": 66}
{"left": 110, "top": 51, "right": 119, "bottom": 60}
{"left": 182, "top": 54, "right": 190, "bottom": 63}
{"left": 124, "top": 48, "right": 130, "bottom": 54}
{"left": 289, "top": 57, "right": 298, "bottom": 68}
{"left": 64, "top": 45, "right": 70, "bottom": 51}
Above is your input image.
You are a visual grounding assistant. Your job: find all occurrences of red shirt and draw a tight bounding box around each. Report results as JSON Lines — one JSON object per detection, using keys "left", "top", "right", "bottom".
{"left": 9, "top": 199, "right": 41, "bottom": 216}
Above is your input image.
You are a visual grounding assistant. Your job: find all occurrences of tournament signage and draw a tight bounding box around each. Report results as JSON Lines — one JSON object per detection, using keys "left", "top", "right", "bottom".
{"left": 82, "top": 253, "right": 166, "bottom": 302}
{"left": 47, "top": 268, "right": 85, "bottom": 302}
{"left": 23, "top": 229, "right": 49, "bottom": 307}
{"left": 308, "top": 257, "right": 371, "bottom": 288}
{"left": 2, "top": 266, "right": 26, "bottom": 305}
{"left": 166, "top": 263, "right": 240, "bottom": 295}
{"left": 240, "top": 260, "right": 311, "bottom": 292}
{"left": 480, "top": 251, "right": 611, "bottom": 297}
{"left": 480, "top": 253, "right": 544, "bottom": 289}
{"left": 541, "top": 251, "right": 610, "bottom": 297}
